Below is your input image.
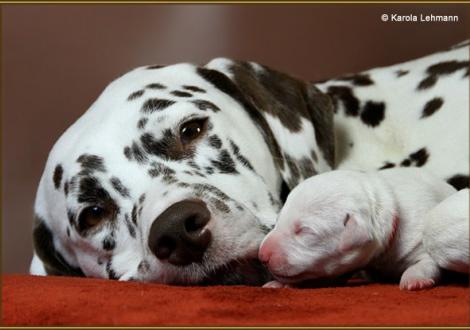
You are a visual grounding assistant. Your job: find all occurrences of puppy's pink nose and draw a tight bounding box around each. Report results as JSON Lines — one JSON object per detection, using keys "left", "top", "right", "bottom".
{"left": 258, "top": 235, "right": 278, "bottom": 264}
{"left": 258, "top": 244, "right": 273, "bottom": 264}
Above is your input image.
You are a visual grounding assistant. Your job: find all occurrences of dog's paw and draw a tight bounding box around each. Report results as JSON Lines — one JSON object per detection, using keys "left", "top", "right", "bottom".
{"left": 262, "top": 280, "right": 291, "bottom": 288}
{"left": 399, "top": 276, "right": 435, "bottom": 291}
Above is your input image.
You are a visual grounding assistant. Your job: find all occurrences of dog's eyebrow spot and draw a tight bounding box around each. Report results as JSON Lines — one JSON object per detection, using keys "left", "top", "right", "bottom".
{"left": 208, "top": 135, "right": 223, "bottom": 149}
{"left": 183, "top": 85, "right": 206, "bottom": 93}
{"left": 77, "top": 154, "right": 106, "bottom": 173}
{"left": 210, "top": 149, "right": 238, "bottom": 174}
{"left": 171, "top": 90, "right": 193, "bottom": 98}
{"left": 53, "top": 164, "right": 63, "bottom": 190}
{"left": 102, "top": 236, "right": 116, "bottom": 251}
{"left": 141, "top": 98, "right": 176, "bottom": 113}
{"left": 191, "top": 99, "right": 221, "bottom": 112}
{"left": 128, "top": 90, "right": 145, "bottom": 101}
{"left": 110, "top": 177, "right": 130, "bottom": 198}
{"left": 146, "top": 83, "right": 166, "bottom": 89}
{"left": 409, "top": 148, "right": 429, "bottom": 167}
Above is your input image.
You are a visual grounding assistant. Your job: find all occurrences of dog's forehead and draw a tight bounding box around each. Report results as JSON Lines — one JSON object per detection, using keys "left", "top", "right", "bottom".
{"left": 106, "top": 63, "right": 209, "bottom": 95}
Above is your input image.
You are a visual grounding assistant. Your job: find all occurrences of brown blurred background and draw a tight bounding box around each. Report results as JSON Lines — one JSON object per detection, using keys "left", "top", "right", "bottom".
{"left": 2, "top": 4, "right": 469, "bottom": 274}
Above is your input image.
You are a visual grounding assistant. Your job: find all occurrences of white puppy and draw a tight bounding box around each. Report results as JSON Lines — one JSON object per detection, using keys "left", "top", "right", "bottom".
{"left": 423, "top": 188, "right": 469, "bottom": 274}
{"left": 259, "top": 168, "right": 459, "bottom": 290}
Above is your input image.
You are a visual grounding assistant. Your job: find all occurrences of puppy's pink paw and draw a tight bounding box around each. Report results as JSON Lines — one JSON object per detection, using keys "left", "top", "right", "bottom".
{"left": 262, "top": 280, "right": 291, "bottom": 288}
{"left": 399, "top": 277, "right": 435, "bottom": 291}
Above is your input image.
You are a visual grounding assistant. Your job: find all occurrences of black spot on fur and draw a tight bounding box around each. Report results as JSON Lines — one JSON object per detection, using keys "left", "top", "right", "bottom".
{"left": 124, "top": 146, "right": 132, "bottom": 160}
{"left": 131, "top": 204, "right": 138, "bottom": 224}
{"left": 298, "top": 157, "right": 316, "bottom": 178}
{"left": 204, "top": 166, "right": 214, "bottom": 175}
{"left": 326, "top": 85, "right": 360, "bottom": 116}
{"left": 183, "top": 85, "right": 206, "bottom": 93}
{"left": 137, "top": 118, "right": 148, "bottom": 130}
{"left": 53, "top": 164, "right": 63, "bottom": 190}
{"left": 171, "top": 90, "right": 192, "bottom": 97}
{"left": 191, "top": 99, "right": 221, "bottom": 112}
{"left": 211, "top": 198, "right": 230, "bottom": 214}
{"left": 125, "top": 214, "right": 136, "bottom": 238}
{"left": 401, "top": 159, "right": 411, "bottom": 167}
{"left": 138, "top": 260, "right": 150, "bottom": 273}
{"left": 211, "top": 149, "right": 238, "bottom": 174}
{"left": 418, "top": 60, "right": 469, "bottom": 90}
{"left": 102, "top": 236, "right": 116, "bottom": 251}
{"left": 77, "top": 154, "right": 106, "bottom": 173}
{"left": 110, "top": 177, "right": 130, "bottom": 198}
{"left": 229, "top": 140, "right": 255, "bottom": 171}
{"left": 336, "top": 73, "right": 374, "bottom": 86}
{"left": 66, "top": 227, "right": 70, "bottom": 237}
{"left": 447, "top": 174, "right": 469, "bottom": 190}
{"left": 421, "top": 98, "right": 444, "bottom": 118}
{"left": 148, "top": 161, "right": 176, "bottom": 177}
{"left": 146, "top": 83, "right": 166, "bottom": 89}
{"left": 139, "top": 194, "right": 146, "bottom": 204}
{"left": 417, "top": 75, "right": 438, "bottom": 90}
{"left": 409, "top": 148, "right": 429, "bottom": 167}
{"left": 379, "top": 162, "right": 395, "bottom": 170}
{"left": 284, "top": 154, "right": 300, "bottom": 187}
{"left": 208, "top": 135, "right": 223, "bottom": 149}
{"left": 128, "top": 90, "right": 145, "bottom": 101}
{"left": 146, "top": 65, "right": 165, "bottom": 70}
{"left": 78, "top": 176, "right": 112, "bottom": 204}
{"left": 64, "top": 181, "right": 69, "bottom": 196}
{"left": 106, "top": 260, "right": 117, "bottom": 280}
{"left": 141, "top": 98, "right": 175, "bottom": 113}
{"left": 360, "top": 101, "right": 385, "bottom": 127}
{"left": 396, "top": 70, "right": 409, "bottom": 77}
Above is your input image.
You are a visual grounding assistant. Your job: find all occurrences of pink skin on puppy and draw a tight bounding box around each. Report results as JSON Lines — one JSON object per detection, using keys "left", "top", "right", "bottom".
{"left": 259, "top": 168, "right": 458, "bottom": 290}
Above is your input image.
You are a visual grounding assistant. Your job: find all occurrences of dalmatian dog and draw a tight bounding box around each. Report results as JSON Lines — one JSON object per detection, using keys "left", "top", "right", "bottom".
{"left": 30, "top": 40, "right": 469, "bottom": 285}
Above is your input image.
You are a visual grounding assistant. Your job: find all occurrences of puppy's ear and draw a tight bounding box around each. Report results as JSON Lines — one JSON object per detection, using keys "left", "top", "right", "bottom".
{"left": 201, "top": 58, "right": 335, "bottom": 191}
{"left": 32, "top": 215, "right": 84, "bottom": 276}
{"left": 338, "top": 214, "right": 371, "bottom": 252}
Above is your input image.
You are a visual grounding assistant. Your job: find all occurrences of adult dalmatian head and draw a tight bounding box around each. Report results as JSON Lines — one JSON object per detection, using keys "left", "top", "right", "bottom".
{"left": 31, "top": 58, "right": 335, "bottom": 285}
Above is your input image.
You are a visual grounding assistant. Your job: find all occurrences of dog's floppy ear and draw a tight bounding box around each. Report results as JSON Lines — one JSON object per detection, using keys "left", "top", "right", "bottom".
{"left": 201, "top": 58, "right": 335, "bottom": 191}
{"left": 32, "top": 215, "right": 84, "bottom": 276}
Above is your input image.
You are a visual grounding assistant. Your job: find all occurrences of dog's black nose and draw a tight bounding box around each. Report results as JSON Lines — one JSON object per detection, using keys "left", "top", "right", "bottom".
{"left": 148, "top": 200, "right": 212, "bottom": 266}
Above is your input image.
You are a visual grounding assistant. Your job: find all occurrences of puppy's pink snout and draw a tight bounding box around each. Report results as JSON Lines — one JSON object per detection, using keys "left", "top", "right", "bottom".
{"left": 258, "top": 234, "right": 279, "bottom": 265}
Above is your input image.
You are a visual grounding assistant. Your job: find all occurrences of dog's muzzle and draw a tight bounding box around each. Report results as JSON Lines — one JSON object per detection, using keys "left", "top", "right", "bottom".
{"left": 148, "top": 199, "right": 212, "bottom": 266}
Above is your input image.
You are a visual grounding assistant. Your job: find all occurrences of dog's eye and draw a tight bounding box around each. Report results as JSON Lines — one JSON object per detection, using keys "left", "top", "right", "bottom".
{"left": 78, "top": 206, "right": 107, "bottom": 232}
{"left": 179, "top": 118, "right": 207, "bottom": 144}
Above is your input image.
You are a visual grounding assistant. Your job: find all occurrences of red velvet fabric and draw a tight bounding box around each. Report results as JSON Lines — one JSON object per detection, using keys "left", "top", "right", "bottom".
{"left": 2, "top": 274, "right": 469, "bottom": 326}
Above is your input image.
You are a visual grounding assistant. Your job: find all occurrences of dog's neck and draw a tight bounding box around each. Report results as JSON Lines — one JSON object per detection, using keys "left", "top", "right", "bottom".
{"left": 361, "top": 173, "right": 401, "bottom": 258}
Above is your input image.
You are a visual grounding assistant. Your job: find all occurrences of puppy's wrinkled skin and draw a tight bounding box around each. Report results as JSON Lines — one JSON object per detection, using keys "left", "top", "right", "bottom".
{"left": 259, "top": 168, "right": 459, "bottom": 290}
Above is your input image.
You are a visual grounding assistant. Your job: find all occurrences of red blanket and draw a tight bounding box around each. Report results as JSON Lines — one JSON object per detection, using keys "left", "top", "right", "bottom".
{"left": 2, "top": 274, "right": 469, "bottom": 326}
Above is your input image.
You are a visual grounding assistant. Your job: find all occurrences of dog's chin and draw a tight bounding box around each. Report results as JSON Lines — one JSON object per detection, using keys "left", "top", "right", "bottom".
{"left": 198, "top": 258, "right": 272, "bottom": 286}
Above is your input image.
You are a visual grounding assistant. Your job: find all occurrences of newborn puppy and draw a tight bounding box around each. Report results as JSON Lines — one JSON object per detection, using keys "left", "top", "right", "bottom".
{"left": 423, "top": 188, "right": 469, "bottom": 274}
{"left": 259, "top": 168, "right": 457, "bottom": 290}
